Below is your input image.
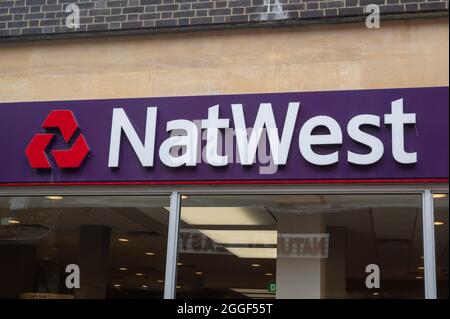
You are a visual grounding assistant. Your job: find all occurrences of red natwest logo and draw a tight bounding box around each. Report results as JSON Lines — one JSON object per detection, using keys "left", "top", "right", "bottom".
{"left": 25, "top": 110, "right": 90, "bottom": 169}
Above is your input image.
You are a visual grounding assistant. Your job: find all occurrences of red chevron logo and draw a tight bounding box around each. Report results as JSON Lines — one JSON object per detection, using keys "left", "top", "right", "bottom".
{"left": 25, "top": 110, "right": 90, "bottom": 169}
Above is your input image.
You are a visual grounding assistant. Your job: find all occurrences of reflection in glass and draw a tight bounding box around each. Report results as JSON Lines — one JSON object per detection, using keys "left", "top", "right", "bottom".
{"left": 0, "top": 196, "right": 169, "bottom": 299}
{"left": 176, "top": 194, "right": 424, "bottom": 299}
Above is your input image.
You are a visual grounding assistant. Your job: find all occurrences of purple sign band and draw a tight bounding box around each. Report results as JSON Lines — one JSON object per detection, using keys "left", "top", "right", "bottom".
{"left": 0, "top": 87, "right": 448, "bottom": 185}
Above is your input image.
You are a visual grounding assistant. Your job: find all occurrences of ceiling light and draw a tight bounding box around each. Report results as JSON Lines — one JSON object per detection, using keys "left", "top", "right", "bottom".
{"left": 177, "top": 262, "right": 183, "bottom": 266}
{"left": 176, "top": 285, "right": 181, "bottom": 289}
{"left": 136, "top": 273, "right": 144, "bottom": 276}
{"left": 433, "top": 193, "right": 447, "bottom": 199}
{"left": 46, "top": 195, "right": 63, "bottom": 200}
{"left": 434, "top": 221, "right": 444, "bottom": 226}
{"left": 119, "top": 267, "right": 127, "bottom": 271}
{"left": 231, "top": 288, "right": 275, "bottom": 299}
{"left": 113, "top": 284, "right": 121, "bottom": 288}
{"left": 226, "top": 247, "right": 277, "bottom": 259}
{"left": 181, "top": 195, "right": 189, "bottom": 200}
{"left": 195, "top": 271, "right": 203, "bottom": 275}
{"left": 118, "top": 238, "right": 129, "bottom": 242}
{"left": 141, "top": 285, "right": 148, "bottom": 289}
{"left": 157, "top": 280, "right": 164, "bottom": 283}
{"left": 243, "top": 293, "right": 275, "bottom": 298}
{"left": 179, "top": 207, "right": 274, "bottom": 225}
{"left": 418, "top": 266, "right": 424, "bottom": 270}
{"left": 199, "top": 230, "right": 277, "bottom": 245}
{"left": 251, "top": 264, "right": 261, "bottom": 267}
{"left": 264, "top": 273, "right": 273, "bottom": 276}
{"left": 372, "top": 292, "right": 379, "bottom": 296}
{"left": 145, "top": 252, "right": 155, "bottom": 256}
{"left": 415, "top": 276, "right": 424, "bottom": 279}
{"left": 231, "top": 288, "right": 274, "bottom": 294}
{"left": 7, "top": 218, "right": 20, "bottom": 225}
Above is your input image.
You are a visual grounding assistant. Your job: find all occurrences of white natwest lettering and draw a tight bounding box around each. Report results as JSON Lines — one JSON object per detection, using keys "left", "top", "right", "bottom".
{"left": 108, "top": 107, "right": 157, "bottom": 167}
{"left": 107, "top": 98, "right": 417, "bottom": 168}
{"left": 231, "top": 102, "right": 299, "bottom": 166}
{"left": 384, "top": 98, "right": 417, "bottom": 164}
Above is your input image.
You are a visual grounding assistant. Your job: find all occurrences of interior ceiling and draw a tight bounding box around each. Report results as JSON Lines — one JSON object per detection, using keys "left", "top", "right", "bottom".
{"left": 0, "top": 194, "right": 447, "bottom": 297}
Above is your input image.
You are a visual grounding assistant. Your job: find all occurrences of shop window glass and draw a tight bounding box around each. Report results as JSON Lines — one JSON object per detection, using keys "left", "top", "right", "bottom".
{"left": 176, "top": 194, "right": 424, "bottom": 299}
{"left": 0, "top": 195, "right": 169, "bottom": 299}
{"left": 433, "top": 192, "right": 449, "bottom": 299}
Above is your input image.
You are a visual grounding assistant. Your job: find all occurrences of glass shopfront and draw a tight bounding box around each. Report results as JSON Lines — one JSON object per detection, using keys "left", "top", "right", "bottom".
{"left": 433, "top": 192, "right": 449, "bottom": 299}
{"left": 0, "top": 188, "right": 447, "bottom": 299}
{"left": 0, "top": 195, "right": 170, "bottom": 299}
{"left": 176, "top": 194, "right": 424, "bottom": 299}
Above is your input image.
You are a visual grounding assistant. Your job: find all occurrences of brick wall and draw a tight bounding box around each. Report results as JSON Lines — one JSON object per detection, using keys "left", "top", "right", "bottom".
{"left": 0, "top": 0, "right": 448, "bottom": 40}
